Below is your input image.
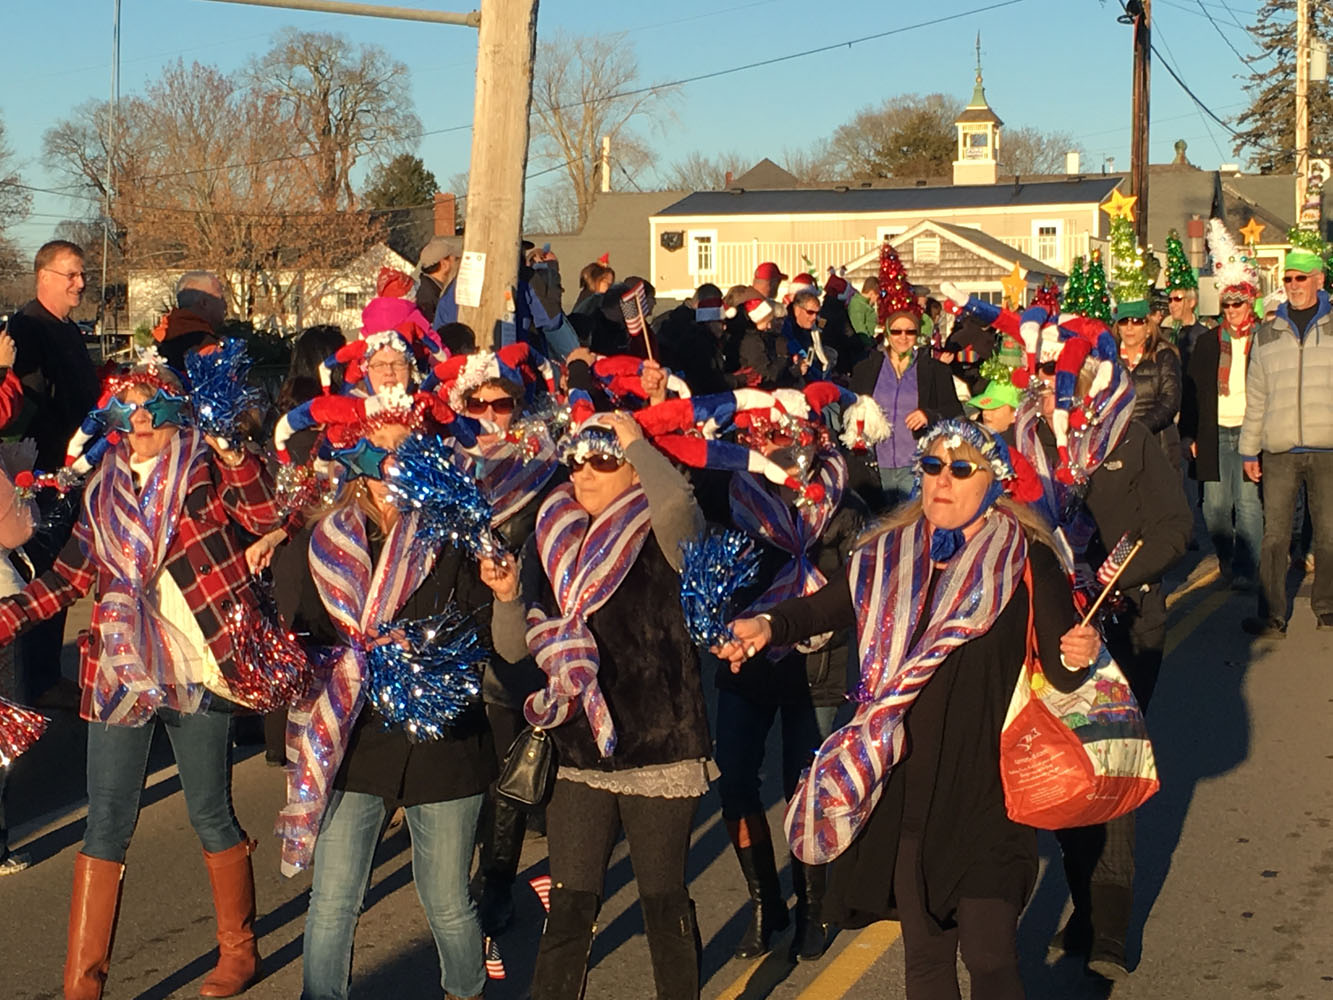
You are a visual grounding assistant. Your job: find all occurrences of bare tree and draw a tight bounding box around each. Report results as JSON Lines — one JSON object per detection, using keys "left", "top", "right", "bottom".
{"left": 247, "top": 29, "right": 420, "bottom": 211}
{"left": 779, "top": 146, "right": 840, "bottom": 185}
{"left": 530, "top": 30, "right": 674, "bottom": 230}
{"left": 999, "top": 126, "right": 1084, "bottom": 176}
{"left": 828, "top": 94, "right": 960, "bottom": 179}
{"left": 659, "top": 151, "right": 752, "bottom": 191}
{"left": 0, "top": 115, "right": 31, "bottom": 257}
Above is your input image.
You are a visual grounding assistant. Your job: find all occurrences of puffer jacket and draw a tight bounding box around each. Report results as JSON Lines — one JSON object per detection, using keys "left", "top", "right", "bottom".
{"left": 1125, "top": 345, "right": 1183, "bottom": 469}
{"left": 1239, "top": 292, "right": 1333, "bottom": 457}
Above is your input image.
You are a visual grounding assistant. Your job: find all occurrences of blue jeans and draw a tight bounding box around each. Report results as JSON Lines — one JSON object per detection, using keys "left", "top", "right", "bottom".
{"left": 84, "top": 707, "right": 244, "bottom": 863}
{"left": 714, "top": 688, "right": 822, "bottom": 819}
{"left": 302, "top": 789, "right": 486, "bottom": 1000}
{"left": 1202, "top": 426, "right": 1263, "bottom": 578}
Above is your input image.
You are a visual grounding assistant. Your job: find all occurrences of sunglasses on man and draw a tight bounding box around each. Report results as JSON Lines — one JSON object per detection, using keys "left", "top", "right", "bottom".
{"left": 464, "top": 395, "right": 518, "bottom": 416}
{"left": 1283, "top": 274, "right": 1311, "bottom": 284}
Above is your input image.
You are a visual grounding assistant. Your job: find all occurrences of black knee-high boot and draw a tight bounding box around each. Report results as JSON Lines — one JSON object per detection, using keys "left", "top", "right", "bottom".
{"left": 789, "top": 861, "right": 829, "bottom": 961}
{"left": 531, "top": 887, "right": 600, "bottom": 1000}
{"left": 477, "top": 789, "right": 525, "bottom": 936}
{"left": 641, "top": 891, "right": 701, "bottom": 1000}
{"left": 727, "top": 816, "right": 789, "bottom": 958}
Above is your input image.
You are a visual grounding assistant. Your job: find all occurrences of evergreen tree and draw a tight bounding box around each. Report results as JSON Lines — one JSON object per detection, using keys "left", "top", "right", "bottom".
{"left": 1233, "top": 0, "right": 1333, "bottom": 171}
{"left": 362, "top": 154, "right": 440, "bottom": 261}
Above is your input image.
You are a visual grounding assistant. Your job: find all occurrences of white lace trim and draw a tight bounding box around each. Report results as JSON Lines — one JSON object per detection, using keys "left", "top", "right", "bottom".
{"left": 558, "top": 758, "right": 712, "bottom": 798}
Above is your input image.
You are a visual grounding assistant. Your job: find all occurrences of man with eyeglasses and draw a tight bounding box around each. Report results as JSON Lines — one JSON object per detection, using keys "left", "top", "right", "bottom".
{"left": 5, "top": 240, "right": 100, "bottom": 710}
{"left": 1238, "top": 243, "right": 1333, "bottom": 638}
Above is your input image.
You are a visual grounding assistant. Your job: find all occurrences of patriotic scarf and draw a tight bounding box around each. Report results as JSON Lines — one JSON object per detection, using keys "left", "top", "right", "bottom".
{"left": 82, "top": 430, "right": 211, "bottom": 726}
{"left": 785, "top": 508, "right": 1028, "bottom": 864}
{"left": 523, "top": 482, "right": 652, "bottom": 756}
{"left": 1217, "top": 318, "right": 1254, "bottom": 397}
{"left": 277, "top": 505, "right": 437, "bottom": 875}
{"left": 458, "top": 429, "right": 559, "bottom": 528}
{"left": 729, "top": 450, "right": 846, "bottom": 653}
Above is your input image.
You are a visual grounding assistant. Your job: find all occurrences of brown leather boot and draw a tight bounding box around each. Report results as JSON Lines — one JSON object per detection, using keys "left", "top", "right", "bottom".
{"left": 199, "top": 840, "right": 260, "bottom": 997}
{"left": 64, "top": 852, "right": 125, "bottom": 1000}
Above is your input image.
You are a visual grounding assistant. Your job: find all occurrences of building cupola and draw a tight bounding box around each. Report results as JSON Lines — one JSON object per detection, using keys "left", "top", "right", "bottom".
{"left": 953, "top": 33, "right": 1003, "bottom": 186}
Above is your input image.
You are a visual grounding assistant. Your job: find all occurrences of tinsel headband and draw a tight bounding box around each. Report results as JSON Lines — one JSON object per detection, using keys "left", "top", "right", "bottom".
{"left": 912, "top": 419, "right": 1016, "bottom": 561}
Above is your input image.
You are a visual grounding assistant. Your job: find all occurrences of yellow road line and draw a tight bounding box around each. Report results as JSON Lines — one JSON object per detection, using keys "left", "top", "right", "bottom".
{"left": 793, "top": 921, "right": 902, "bottom": 999}
{"left": 711, "top": 952, "right": 767, "bottom": 1000}
{"left": 1165, "top": 589, "right": 1228, "bottom": 657}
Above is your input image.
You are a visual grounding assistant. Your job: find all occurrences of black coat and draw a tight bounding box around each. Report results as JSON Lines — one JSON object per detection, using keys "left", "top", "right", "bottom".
{"left": 1125, "top": 347, "right": 1183, "bottom": 469}
{"left": 7, "top": 299, "right": 100, "bottom": 470}
{"left": 1180, "top": 328, "right": 1241, "bottom": 483}
{"left": 845, "top": 350, "right": 964, "bottom": 510}
{"left": 727, "top": 320, "right": 799, "bottom": 388}
{"left": 276, "top": 525, "right": 496, "bottom": 806}
{"left": 767, "top": 540, "right": 1082, "bottom": 929}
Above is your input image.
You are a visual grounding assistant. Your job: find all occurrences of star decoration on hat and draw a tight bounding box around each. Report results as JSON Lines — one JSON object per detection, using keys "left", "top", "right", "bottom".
{"left": 332, "top": 439, "right": 392, "bottom": 481}
{"left": 1240, "top": 217, "right": 1266, "bottom": 246}
{"left": 1001, "top": 263, "right": 1027, "bottom": 308}
{"left": 143, "top": 389, "right": 191, "bottom": 428}
{"left": 1100, "top": 188, "right": 1138, "bottom": 222}
{"left": 96, "top": 396, "right": 138, "bottom": 434}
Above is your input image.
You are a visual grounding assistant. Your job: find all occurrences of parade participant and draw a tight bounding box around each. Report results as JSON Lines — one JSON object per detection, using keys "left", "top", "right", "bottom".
{"left": 1113, "top": 299, "right": 1183, "bottom": 473}
{"left": 1014, "top": 320, "right": 1190, "bottom": 978}
{"left": 717, "top": 428, "right": 864, "bottom": 962}
{"left": 274, "top": 388, "right": 494, "bottom": 1000}
{"left": 848, "top": 277, "right": 880, "bottom": 339}
{"left": 1239, "top": 230, "right": 1333, "bottom": 637}
{"left": 479, "top": 407, "right": 709, "bottom": 1000}
{"left": 820, "top": 271, "right": 869, "bottom": 373}
{"left": 849, "top": 255, "right": 962, "bottom": 511}
{"left": 716, "top": 420, "right": 1100, "bottom": 1000}
{"left": 0, "top": 351, "right": 289, "bottom": 999}
{"left": 1181, "top": 220, "right": 1263, "bottom": 592}
{"left": 320, "top": 268, "right": 445, "bottom": 397}
{"left": 967, "top": 379, "right": 1022, "bottom": 438}
{"left": 1163, "top": 230, "right": 1208, "bottom": 355}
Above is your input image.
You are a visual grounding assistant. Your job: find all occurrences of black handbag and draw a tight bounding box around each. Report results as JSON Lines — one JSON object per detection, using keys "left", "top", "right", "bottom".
{"left": 496, "top": 726, "right": 558, "bottom": 808}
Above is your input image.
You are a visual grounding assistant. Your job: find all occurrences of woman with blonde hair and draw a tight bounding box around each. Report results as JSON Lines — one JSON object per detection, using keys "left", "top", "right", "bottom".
{"left": 716, "top": 420, "right": 1100, "bottom": 1000}
{"left": 1113, "top": 302, "right": 1183, "bottom": 471}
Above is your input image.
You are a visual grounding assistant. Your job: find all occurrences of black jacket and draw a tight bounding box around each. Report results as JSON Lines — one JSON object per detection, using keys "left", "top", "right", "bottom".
{"left": 1180, "top": 328, "right": 1245, "bottom": 483}
{"left": 276, "top": 525, "right": 496, "bottom": 806}
{"left": 7, "top": 299, "right": 100, "bottom": 470}
{"left": 1125, "top": 347, "right": 1183, "bottom": 469}
{"left": 728, "top": 320, "right": 799, "bottom": 388}
{"left": 846, "top": 350, "right": 964, "bottom": 510}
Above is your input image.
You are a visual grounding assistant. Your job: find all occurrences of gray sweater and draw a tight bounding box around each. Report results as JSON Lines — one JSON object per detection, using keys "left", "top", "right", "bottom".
{"left": 491, "top": 437, "right": 705, "bottom": 663}
{"left": 1239, "top": 294, "right": 1333, "bottom": 458}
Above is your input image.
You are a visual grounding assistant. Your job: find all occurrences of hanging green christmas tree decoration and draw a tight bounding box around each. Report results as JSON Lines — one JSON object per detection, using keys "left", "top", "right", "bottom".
{"left": 1083, "top": 250, "right": 1113, "bottom": 324}
{"left": 1064, "top": 256, "right": 1087, "bottom": 316}
{"left": 1164, "top": 230, "right": 1196, "bottom": 292}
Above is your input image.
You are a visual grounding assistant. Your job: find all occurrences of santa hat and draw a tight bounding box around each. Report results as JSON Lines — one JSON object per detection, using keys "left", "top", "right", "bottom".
{"left": 786, "top": 272, "right": 819, "bottom": 303}
{"left": 726, "top": 298, "right": 773, "bottom": 325}
{"left": 1207, "top": 218, "right": 1261, "bottom": 300}
{"left": 823, "top": 269, "right": 855, "bottom": 304}
{"left": 694, "top": 295, "right": 725, "bottom": 323}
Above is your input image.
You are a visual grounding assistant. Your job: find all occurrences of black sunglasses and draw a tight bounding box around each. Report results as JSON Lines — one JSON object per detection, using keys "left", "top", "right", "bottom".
{"left": 1118, "top": 317, "right": 1148, "bottom": 326}
{"left": 571, "top": 454, "right": 624, "bottom": 474}
{"left": 1283, "top": 274, "right": 1311, "bottom": 284}
{"left": 919, "top": 456, "right": 983, "bottom": 479}
{"left": 465, "top": 395, "right": 518, "bottom": 416}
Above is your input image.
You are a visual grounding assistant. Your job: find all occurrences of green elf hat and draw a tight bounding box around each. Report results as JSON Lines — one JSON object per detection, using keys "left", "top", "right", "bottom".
{"left": 1285, "top": 227, "right": 1328, "bottom": 273}
{"left": 968, "top": 379, "right": 1022, "bottom": 411}
{"left": 1113, "top": 299, "right": 1151, "bottom": 321}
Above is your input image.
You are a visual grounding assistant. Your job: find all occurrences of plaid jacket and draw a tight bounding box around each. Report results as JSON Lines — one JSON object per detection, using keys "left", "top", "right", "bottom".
{"left": 0, "top": 450, "right": 283, "bottom": 717}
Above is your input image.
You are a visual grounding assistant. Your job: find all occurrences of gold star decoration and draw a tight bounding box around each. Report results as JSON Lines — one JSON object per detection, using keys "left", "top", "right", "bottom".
{"left": 1001, "top": 262, "right": 1027, "bottom": 308}
{"left": 1100, "top": 188, "right": 1138, "bottom": 222}
{"left": 1240, "top": 217, "right": 1266, "bottom": 246}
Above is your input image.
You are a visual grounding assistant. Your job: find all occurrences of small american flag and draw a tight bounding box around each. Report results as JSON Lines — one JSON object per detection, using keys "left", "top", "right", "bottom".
{"left": 484, "top": 937, "right": 506, "bottom": 980}
{"left": 620, "top": 281, "right": 649, "bottom": 338}
{"left": 1097, "top": 531, "right": 1136, "bottom": 586}
{"left": 530, "top": 874, "right": 552, "bottom": 912}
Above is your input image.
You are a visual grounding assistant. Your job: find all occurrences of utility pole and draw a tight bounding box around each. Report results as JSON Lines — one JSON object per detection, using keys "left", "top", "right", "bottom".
{"left": 100, "top": 0, "right": 121, "bottom": 358}
{"left": 600, "top": 136, "right": 612, "bottom": 194}
{"left": 1129, "top": 0, "right": 1152, "bottom": 249}
{"left": 200, "top": 0, "right": 537, "bottom": 346}
{"left": 1296, "top": 0, "right": 1310, "bottom": 228}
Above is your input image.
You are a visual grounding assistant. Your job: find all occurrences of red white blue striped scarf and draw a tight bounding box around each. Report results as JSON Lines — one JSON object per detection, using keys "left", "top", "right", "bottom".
{"left": 82, "top": 430, "right": 211, "bottom": 726}
{"left": 457, "top": 430, "right": 559, "bottom": 528}
{"left": 729, "top": 450, "right": 846, "bottom": 652}
{"left": 785, "top": 509, "right": 1027, "bottom": 864}
{"left": 277, "top": 505, "right": 437, "bottom": 875}
{"left": 523, "top": 482, "right": 652, "bottom": 757}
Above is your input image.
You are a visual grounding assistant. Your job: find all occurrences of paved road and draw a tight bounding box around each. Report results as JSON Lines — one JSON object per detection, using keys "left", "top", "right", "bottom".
{"left": 2, "top": 552, "right": 1331, "bottom": 999}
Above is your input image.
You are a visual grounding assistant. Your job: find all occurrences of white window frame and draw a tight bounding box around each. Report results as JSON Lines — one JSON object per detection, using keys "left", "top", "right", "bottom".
{"left": 687, "top": 229, "right": 718, "bottom": 277}
{"left": 1031, "top": 219, "right": 1064, "bottom": 266}
{"left": 876, "top": 225, "right": 908, "bottom": 244}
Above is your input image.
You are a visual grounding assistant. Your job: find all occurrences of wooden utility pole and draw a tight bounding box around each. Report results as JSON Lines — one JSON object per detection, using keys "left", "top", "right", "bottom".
{"left": 201, "top": 0, "right": 537, "bottom": 346}
{"left": 1296, "top": 0, "right": 1310, "bottom": 228}
{"left": 1129, "top": 0, "right": 1152, "bottom": 249}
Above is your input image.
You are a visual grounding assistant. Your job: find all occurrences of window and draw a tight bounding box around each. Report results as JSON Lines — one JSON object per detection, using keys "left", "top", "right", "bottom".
{"left": 341, "top": 292, "right": 360, "bottom": 310}
{"left": 977, "top": 290, "right": 1004, "bottom": 305}
{"left": 687, "top": 230, "right": 718, "bottom": 276}
{"left": 1031, "top": 220, "right": 1064, "bottom": 266}
{"left": 876, "top": 225, "right": 907, "bottom": 244}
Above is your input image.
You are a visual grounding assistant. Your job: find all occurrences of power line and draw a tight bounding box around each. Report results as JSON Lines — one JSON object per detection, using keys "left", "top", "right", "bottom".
{"left": 1154, "top": 24, "right": 1229, "bottom": 161}
{"left": 1148, "top": 37, "right": 1285, "bottom": 156}
{"left": 1193, "top": 0, "right": 1256, "bottom": 68}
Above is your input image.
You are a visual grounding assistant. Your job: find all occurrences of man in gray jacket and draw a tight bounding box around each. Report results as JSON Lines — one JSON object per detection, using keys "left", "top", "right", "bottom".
{"left": 1239, "top": 245, "right": 1333, "bottom": 637}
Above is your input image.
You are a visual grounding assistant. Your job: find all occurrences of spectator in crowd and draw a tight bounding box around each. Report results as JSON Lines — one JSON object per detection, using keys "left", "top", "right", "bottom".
{"left": 152, "top": 271, "right": 227, "bottom": 370}
{"left": 847, "top": 303, "right": 962, "bottom": 512}
{"left": 657, "top": 284, "right": 749, "bottom": 395}
{"left": 847, "top": 276, "right": 880, "bottom": 339}
{"left": 571, "top": 259, "right": 614, "bottom": 310}
{"left": 1114, "top": 301, "right": 1183, "bottom": 473}
{"left": 422, "top": 236, "right": 465, "bottom": 329}
{"left": 438, "top": 321, "right": 477, "bottom": 355}
{"left": 5, "top": 240, "right": 100, "bottom": 708}
{"left": 481, "top": 410, "right": 709, "bottom": 1000}
{"left": 1166, "top": 285, "right": 1208, "bottom": 356}
{"left": 781, "top": 289, "right": 830, "bottom": 380}
{"left": 967, "top": 379, "right": 1022, "bottom": 440}
{"left": 1239, "top": 246, "right": 1333, "bottom": 637}
{"left": 727, "top": 295, "right": 801, "bottom": 389}
{"left": 522, "top": 243, "right": 577, "bottom": 360}
{"left": 1181, "top": 266, "right": 1262, "bottom": 592}
{"left": 752, "top": 262, "right": 788, "bottom": 321}
{"left": 716, "top": 421, "right": 1100, "bottom": 1000}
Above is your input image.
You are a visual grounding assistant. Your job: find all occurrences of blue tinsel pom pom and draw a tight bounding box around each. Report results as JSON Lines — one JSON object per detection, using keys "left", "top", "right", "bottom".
{"left": 386, "top": 432, "right": 499, "bottom": 556}
{"left": 364, "top": 606, "right": 487, "bottom": 740}
{"left": 679, "top": 528, "right": 760, "bottom": 648}
{"left": 185, "top": 338, "right": 264, "bottom": 442}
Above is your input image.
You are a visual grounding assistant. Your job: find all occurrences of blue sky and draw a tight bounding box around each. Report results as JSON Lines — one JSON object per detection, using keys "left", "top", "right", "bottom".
{"left": 0, "top": 0, "right": 1269, "bottom": 257}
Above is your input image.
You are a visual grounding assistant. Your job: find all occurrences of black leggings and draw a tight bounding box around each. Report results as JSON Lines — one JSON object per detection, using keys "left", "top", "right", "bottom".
{"left": 894, "top": 838, "right": 1025, "bottom": 1000}
{"left": 545, "top": 778, "right": 699, "bottom": 898}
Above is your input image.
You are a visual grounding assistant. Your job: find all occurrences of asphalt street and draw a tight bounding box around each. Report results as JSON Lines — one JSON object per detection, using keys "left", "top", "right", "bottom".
{"left": 1, "top": 549, "right": 1331, "bottom": 1000}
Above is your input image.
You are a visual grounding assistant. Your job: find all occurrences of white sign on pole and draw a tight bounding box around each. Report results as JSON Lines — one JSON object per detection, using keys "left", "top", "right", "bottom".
{"left": 455, "top": 251, "right": 487, "bottom": 308}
